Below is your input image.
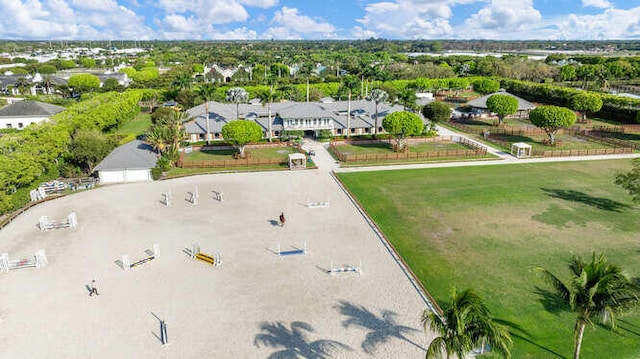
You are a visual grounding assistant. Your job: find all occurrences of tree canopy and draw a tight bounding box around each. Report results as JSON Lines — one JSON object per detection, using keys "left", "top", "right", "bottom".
{"left": 473, "top": 78, "right": 500, "bottom": 95}
{"left": 536, "top": 253, "right": 639, "bottom": 359}
{"left": 422, "top": 288, "right": 512, "bottom": 359}
{"left": 614, "top": 158, "right": 640, "bottom": 203}
{"left": 528, "top": 105, "right": 576, "bottom": 145}
{"left": 486, "top": 94, "right": 519, "bottom": 125}
{"left": 68, "top": 73, "right": 101, "bottom": 93}
{"left": 421, "top": 101, "right": 451, "bottom": 123}
{"left": 382, "top": 111, "right": 423, "bottom": 151}
{"left": 569, "top": 92, "right": 603, "bottom": 121}
{"left": 221, "top": 120, "right": 263, "bottom": 158}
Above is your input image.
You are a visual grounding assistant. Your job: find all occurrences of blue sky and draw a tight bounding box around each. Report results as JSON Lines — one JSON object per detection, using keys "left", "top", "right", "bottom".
{"left": 1, "top": 0, "right": 639, "bottom": 40}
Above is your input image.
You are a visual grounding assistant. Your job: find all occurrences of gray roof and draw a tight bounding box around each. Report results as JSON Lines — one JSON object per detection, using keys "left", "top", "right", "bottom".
{"left": 467, "top": 90, "right": 536, "bottom": 111}
{"left": 93, "top": 140, "right": 158, "bottom": 172}
{"left": 184, "top": 99, "right": 413, "bottom": 133}
{"left": 0, "top": 101, "right": 65, "bottom": 117}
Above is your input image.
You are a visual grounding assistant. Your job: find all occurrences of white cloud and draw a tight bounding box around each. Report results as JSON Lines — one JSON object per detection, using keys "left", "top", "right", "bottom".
{"left": 239, "top": 0, "right": 278, "bottom": 8}
{"left": 0, "top": 0, "right": 152, "bottom": 40}
{"left": 464, "top": 0, "right": 541, "bottom": 31}
{"left": 262, "top": 7, "right": 337, "bottom": 40}
{"left": 354, "top": 0, "right": 463, "bottom": 39}
{"left": 582, "top": 0, "right": 612, "bottom": 9}
{"left": 550, "top": 7, "right": 640, "bottom": 40}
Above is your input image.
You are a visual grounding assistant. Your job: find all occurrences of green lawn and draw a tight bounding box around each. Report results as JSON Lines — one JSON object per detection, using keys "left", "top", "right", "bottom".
{"left": 184, "top": 146, "right": 296, "bottom": 161}
{"left": 115, "top": 112, "right": 152, "bottom": 138}
{"left": 493, "top": 133, "right": 614, "bottom": 151}
{"left": 335, "top": 141, "right": 470, "bottom": 155}
{"left": 337, "top": 160, "right": 640, "bottom": 358}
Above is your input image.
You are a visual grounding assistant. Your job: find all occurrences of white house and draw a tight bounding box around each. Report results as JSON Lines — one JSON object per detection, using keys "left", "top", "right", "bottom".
{"left": 0, "top": 100, "right": 65, "bottom": 130}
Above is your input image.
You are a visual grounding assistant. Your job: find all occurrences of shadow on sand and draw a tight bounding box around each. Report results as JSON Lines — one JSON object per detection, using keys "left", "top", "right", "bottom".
{"left": 254, "top": 321, "right": 351, "bottom": 359}
{"left": 334, "top": 300, "right": 424, "bottom": 354}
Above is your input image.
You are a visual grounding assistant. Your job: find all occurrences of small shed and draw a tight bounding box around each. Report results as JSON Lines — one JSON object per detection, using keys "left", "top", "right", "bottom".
{"left": 288, "top": 153, "right": 306, "bottom": 170}
{"left": 93, "top": 140, "right": 158, "bottom": 183}
{"left": 511, "top": 142, "right": 532, "bottom": 158}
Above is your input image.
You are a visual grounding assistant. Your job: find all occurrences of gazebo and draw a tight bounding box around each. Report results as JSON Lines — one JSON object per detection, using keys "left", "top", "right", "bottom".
{"left": 288, "top": 153, "right": 306, "bottom": 170}
{"left": 511, "top": 142, "right": 532, "bottom": 158}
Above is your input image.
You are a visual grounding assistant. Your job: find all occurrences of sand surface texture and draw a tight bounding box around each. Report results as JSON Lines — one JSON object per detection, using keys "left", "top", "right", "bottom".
{"left": 0, "top": 170, "right": 429, "bottom": 358}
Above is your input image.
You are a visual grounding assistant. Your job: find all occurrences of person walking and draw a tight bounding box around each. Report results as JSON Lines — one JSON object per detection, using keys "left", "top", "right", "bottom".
{"left": 89, "top": 279, "right": 100, "bottom": 296}
{"left": 279, "top": 212, "right": 286, "bottom": 227}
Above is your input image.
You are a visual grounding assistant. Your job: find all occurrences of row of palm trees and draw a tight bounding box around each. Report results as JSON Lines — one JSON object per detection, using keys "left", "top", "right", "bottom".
{"left": 424, "top": 253, "right": 639, "bottom": 359}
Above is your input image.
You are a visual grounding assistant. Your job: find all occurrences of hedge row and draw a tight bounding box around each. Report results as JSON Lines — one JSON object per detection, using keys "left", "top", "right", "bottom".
{"left": 500, "top": 79, "right": 640, "bottom": 123}
{"left": 0, "top": 89, "right": 155, "bottom": 214}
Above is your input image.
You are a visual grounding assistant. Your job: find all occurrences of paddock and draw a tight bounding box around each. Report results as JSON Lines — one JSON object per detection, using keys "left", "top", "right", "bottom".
{"left": 0, "top": 170, "right": 429, "bottom": 358}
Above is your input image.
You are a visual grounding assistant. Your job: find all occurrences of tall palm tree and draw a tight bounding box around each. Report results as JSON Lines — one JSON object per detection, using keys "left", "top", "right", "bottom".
{"left": 368, "top": 89, "right": 388, "bottom": 138}
{"left": 193, "top": 84, "right": 216, "bottom": 142}
{"left": 226, "top": 86, "right": 248, "bottom": 119}
{"left": 422, "top": 288, "right": 512, "bottom": 359}
{"left": 256, "top": 85, "right": 281, "bottom": 142}
{"left": 339, "top": 75, "right": 359, "bottom": 138}
{"left": 536, "top": 252, "right": 639, "bottom": 359}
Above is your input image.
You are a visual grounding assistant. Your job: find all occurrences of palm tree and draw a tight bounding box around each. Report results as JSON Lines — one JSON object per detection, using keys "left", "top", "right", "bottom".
{"left": 421, "top": 288, "right": 512, "bottom": 359}
{"left": 256, "top": 85, "right": 281, "bottom": 142}
{"left": 397, "top": 88, "right": 417, "bottom": 111}
{"left": 339, "top": 75, "right": 359, "bottom": 138}
{"left": 226, "top": 86, "right": 248, "bottom": 119}
{"left": 171, "top": 72, "right": 192, "bottom": 91}
{"left": 368, "top": 89, "right": 388, "bottom": 138}
{"left": 536, "top": 252, "right": 639, "bottom": 359}
{"left": 193, "top": 84, "right": 216, "bottom": 142}
{"left": 145, "top": 126, "right": 168, "bottom": 155}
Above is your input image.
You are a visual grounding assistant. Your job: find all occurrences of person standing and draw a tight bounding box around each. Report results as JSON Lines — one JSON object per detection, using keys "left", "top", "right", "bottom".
{"left": 279, "top": 212, "right": 286, "bottom": 227}
{"left": 89, "top": 279, "right": 100, "bottom": 296}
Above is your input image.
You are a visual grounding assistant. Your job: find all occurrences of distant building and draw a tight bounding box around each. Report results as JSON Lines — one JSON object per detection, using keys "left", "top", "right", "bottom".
{"left": 0, "top": 100, "right": 65, "bottom": 130}
{"left": 204, "top": 64, "right": 252, "bottom": 83}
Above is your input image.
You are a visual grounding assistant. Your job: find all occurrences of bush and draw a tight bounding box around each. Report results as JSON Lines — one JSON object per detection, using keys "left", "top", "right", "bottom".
{"left": 151, "top": 167, "right": 163, "bottom": 180}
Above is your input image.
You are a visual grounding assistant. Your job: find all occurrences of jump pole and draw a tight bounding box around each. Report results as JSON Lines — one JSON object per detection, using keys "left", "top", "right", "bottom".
{"left": 277, "top": 242, "right": 307, "bottom": 257}
{"left": 121, "top": 244, "right": 159, "bottom": 271}
{"left": 329, "top": 260, "right": 362, "bottom": 275}
{"left": 191, "top": 243, "right": 221, "bottom": 266}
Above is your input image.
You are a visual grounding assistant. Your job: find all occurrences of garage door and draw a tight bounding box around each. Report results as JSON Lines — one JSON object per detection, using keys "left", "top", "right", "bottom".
{"left": 124, "top": 169, "right": 151, "bottom": 182}
{"left": 99, "top": 170, "right": 125, "bottom": 184}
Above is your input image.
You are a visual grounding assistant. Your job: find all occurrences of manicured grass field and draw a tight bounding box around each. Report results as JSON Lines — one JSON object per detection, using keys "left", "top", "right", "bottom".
{"left": 495, "top": 133, "right": 613, "bottom": 151}
{"left": 184, "top": 146, "right": 296, "bottom": 161}
{"left": 338, "top": 160, "right": 640, "bottom": 358}
{"left": 335, "top": 141, "right": 470, "bottom": 155}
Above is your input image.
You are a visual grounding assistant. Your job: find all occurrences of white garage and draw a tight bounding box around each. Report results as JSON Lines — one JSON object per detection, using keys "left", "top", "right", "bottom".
{"left": 93, "top": 140, "right": 158, "bottom": 184}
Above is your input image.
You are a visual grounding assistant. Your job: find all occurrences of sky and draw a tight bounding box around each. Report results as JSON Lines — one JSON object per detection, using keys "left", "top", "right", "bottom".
{"left": 1, "top": 0, "right": 639, "bottom": 41}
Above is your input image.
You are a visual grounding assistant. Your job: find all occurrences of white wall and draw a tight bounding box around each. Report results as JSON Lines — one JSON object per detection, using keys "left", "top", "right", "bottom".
{"left": 98, "top": 169, "right": 151, "bottom": 184}
{"left": 0, "top": 116, "right": 48, "bottom": 130}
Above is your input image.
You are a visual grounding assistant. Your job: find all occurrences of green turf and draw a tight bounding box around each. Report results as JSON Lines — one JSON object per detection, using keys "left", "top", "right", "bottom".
{"left": 335, "top": 141, "right": 470, "bottom": 155}
{"left": 337, "top": 160, "right": 640, "bottom": 359}
{"left": 184, "top": 146, "right": 296, "bottom": 161}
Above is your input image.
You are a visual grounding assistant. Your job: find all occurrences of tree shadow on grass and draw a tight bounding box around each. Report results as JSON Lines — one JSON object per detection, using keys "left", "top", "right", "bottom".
{"left": 511, "top": 333, "right": 567, "bottom": 359}
{"left": 540, "top": 188, "right": 631, "bottom": 212}
{"left": 534, "top": 286, "right": 570, "bottom": 315}
{"left": 254, "top": 321, "right": 351, "bottom": 359}
{"left": 334, "top": 300, "right": 424, "bottom": 355}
